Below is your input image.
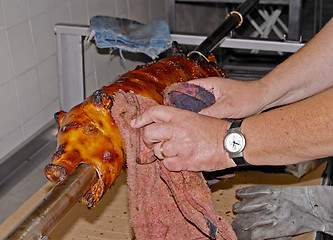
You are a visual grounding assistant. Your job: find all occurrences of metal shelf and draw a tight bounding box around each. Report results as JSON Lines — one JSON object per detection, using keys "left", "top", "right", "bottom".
{"left": 54, "top": 24, "right": 304, "bottom": 111}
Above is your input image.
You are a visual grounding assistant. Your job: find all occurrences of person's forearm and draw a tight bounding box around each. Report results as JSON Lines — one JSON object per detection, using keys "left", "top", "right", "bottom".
{"left": 261, "top": 18, "right": 333, "bottom": 110}
{"left": 242, "top": 85, "right": 333, "bottom": 166}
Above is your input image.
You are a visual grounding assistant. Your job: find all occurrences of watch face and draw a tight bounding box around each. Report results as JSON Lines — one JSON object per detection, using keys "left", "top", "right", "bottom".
{"left": 224, "top": 132, "right": 245, "bottom": 153}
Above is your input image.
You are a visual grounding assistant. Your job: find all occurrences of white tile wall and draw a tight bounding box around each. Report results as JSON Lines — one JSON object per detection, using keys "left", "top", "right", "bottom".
{"left": 27, "top": 0, "right": 49, "bottom": 19}
{"left": 0, "top": 81, "right": 21, "bottom": 140}
{"left": 128, "top": 0, "right": 150, "bottom": 23}
{"left": 0, "top": 31, "right": 13, "bottom": 85}
{"left": 99, "top": 0, "right": 117, "bottom": 16}
{"left": 69, "top": 0, "right": 88, "bottom": 25}
{"left": 0, "top": 128, "right": 23, "bottom": 161}
{"left": 1, "top": 0, "right": 29, "bottom": 29}
{"left": 0, "top": 0, "right": 169, "bottom": 160}
{"left": 37, "top": 55, "right": 59, "bottom": 108}
{"left": 14, "top": 68, "right": 42, "bottom": 123}
{"left": 48, "top": 0, "right": 67, "bottom": 10}
{"left": 22, "top": 111, "right": 45, "bottom": 139}
{"left": 31, "top": 12, "right": 56, "bottom": 63}
{"left": 0, "top": 5, "right": 4, "bottom": 32}
{"left": 7, "top": 21, "right": 36, "bottom": 76}
{"left": 42, "top": 99, "right": 61, "bottom": 122}
{"left": 50, "top": 3, "right": 71, "bottom": 27}
{"left": 149, "top": 0, "right": 167, "bottom": 22}
{"left": 86, "top": 0, "right": 103, "bottom": 20}
{"left": 115, "top": 0, "right": 129, "bottom": 18}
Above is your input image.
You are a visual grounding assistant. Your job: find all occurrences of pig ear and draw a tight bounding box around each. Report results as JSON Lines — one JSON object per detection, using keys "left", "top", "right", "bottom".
{"left": 54, "top": 111, "right": 67, "bottom": 126}
{"left": 92, "top": 90, "right": 113, "bottom": 109}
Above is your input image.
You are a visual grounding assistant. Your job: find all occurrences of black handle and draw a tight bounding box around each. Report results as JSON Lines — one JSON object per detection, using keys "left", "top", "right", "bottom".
{"left": 189, "top": 0, "right": 259, "bottom": 62}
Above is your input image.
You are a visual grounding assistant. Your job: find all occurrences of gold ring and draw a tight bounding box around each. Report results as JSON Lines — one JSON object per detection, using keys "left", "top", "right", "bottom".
{"left": 160, "top": 141, "right": 168, "bottom": 158}
{"left": 225, "top": 10, "right": 243, "bottom": 28}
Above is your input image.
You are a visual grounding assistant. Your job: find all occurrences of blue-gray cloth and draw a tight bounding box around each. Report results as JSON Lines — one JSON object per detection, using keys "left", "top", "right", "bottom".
{"left": 88, "top": 16, "right": 172, "bottom": 59}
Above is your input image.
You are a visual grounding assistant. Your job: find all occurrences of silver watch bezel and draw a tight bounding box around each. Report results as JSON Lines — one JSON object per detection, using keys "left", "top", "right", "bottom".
{"left": 224, "top": 127, "right": 246, "bottom": 158}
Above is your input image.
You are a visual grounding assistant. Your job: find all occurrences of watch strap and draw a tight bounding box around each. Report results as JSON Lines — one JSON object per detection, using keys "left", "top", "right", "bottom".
{"left": 230, "top": 120, "right": 242, "bottom": 129}
{"left": 233, "top": 156, "right": 250, "bottom": 166}
{"left": 229, "top": 120, "right": 250, "bottom": 166}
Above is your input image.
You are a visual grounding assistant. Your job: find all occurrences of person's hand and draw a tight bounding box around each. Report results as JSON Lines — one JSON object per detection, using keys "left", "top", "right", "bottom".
{"left": 232, "top": 185, "right": 333, "bottom": 240}
{"left": 131, "top": 105, "right": 236, "bottom": 171}
{"left": 188, "top": 77, "right": 268, "bottom": 119}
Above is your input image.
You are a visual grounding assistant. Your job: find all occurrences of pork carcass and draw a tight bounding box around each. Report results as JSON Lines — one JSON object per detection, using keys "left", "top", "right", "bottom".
{"left": 44, "top": 54, "right": 226, "bottom": 207}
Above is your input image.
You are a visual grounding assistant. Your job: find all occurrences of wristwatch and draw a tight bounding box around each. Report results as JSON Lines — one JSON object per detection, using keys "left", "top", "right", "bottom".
{"left": 224, "top": 120, "right": 250, "bottom": 166}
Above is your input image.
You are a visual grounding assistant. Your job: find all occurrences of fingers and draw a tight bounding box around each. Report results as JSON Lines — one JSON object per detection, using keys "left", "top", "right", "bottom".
{"left": 232, "top": 213, "right": 261, "bottom": 239}
{"left": 147, "top": 138, "right": 183, "bottom": 172}
{"left": 131, "top": 105, "right": 176, "bottom": 128}
{"left": 141, "top": 122, "right": 173, "bottom": 148}
{"left": 131, "top": 105, "right": 181, "bottom": 149}
{"left": 235, "top": 185, "right": 275, "bottom": 198}
{"left": 141, "top": 123, "right": 180, "bottom": 169}
{"left": 233, "top": 185, "right": 278, "bottom": 214}
{"left": 233, "top": 202, "right": 267, "bottom": 213}
{"left": 153, "top": 141, "right": 164, "bottom": 160}
{"left": 152, "top": 141, "right": 183, "bottom": 171}
{"left": 130, "top": 105, "right": 186, "bottom": 170}
{"left": 232, "top": 213, "right": 285, "bottom": 240}
{"left": 131, "top": 104, "right": 220, "bottom": 172}
{"left": 153, "top": 141, "right": 174, "bottom": 160}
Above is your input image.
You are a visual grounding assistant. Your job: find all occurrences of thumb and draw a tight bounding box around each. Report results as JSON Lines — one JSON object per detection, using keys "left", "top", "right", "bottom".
{"left": 199, "top": 103, "right": 229, "bottom": 118}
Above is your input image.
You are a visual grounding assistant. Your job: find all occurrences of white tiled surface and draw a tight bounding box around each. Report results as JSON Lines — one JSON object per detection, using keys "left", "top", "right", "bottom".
{"left": 22, "top": 111, "right": 46, "bottom": 139}
{"left": 86, "top": 0, "right": 103, "bottom": 20}
{"left": 0, "top": 0, "right": 167, "bottom": 161}
{"left": 149, "top": 0, "right": 167, "bottom": 21}
{"left": 69, "top": 0, "right": 88, "bottom": 25}
{"left": 27, "top": 0, "right": 49, "bottom": 19}
{"left": 37, "top": 55, "right": 59, "bottom": 108}
{"left": 50, "top": 3, "right": 71, "bottom": 27}
{"left": 115, "top": 0, "right": 129, "bottom": 18}
{"left": 0, "top": 32, "right": 12, "bottom": 85}
{"left": 0, "top": 129, "right": 23, "bottom": 160}
{"left": 14, "top": 68, "right": 42, "bottom": 123}
{"left": 7, "top": 21, "right": 36, "bottom": 76}
{"left": 31, "top": 12, "right": 56, "bottom": 63}
{"left": 43, "top": 99, "right": 62, "bottom": 122}
{"left": 128, "top": 0, "right": 150, "bottom": 23}
{"left": 1, "top": 0, "right": 29, "bottom": 29}
{"left": 100, "top": 0, "right": 117, "bottom": 17}
{"left": 0, "top": 5, "right": 4, "bottom": 31}
{"left": 0, "top": 81, "right": 21, "bottom": 140}
{"left": 48, "top": 0, "right": 67, "bottom": 10}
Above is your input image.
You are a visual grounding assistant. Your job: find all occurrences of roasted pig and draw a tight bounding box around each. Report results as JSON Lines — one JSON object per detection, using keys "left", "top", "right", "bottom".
{"left": 44, "top": 54, "right": 226, "bottom": 207}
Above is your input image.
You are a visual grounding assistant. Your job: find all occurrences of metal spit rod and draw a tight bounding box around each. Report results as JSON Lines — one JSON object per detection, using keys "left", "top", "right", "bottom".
{"left": 189, "top": 0, "right": 259, "bottom": 62}
{"left": 2, "top": 164, "right": 97, "bottom": 240}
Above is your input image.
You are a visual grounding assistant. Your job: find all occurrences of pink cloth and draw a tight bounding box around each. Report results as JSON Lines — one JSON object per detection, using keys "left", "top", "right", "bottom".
{"left": 111, "top": 91, "right": 236, "bottom": 240}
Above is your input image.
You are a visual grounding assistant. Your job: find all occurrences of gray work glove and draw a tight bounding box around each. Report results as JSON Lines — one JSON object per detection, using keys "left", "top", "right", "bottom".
{"left": 232, "top": 185, "right": 333, "bottom": 240}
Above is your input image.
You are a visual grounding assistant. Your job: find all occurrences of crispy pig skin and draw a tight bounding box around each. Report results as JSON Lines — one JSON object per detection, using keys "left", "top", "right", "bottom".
{"left": 44, "top": 55, "right": 226, "bottom": 207}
